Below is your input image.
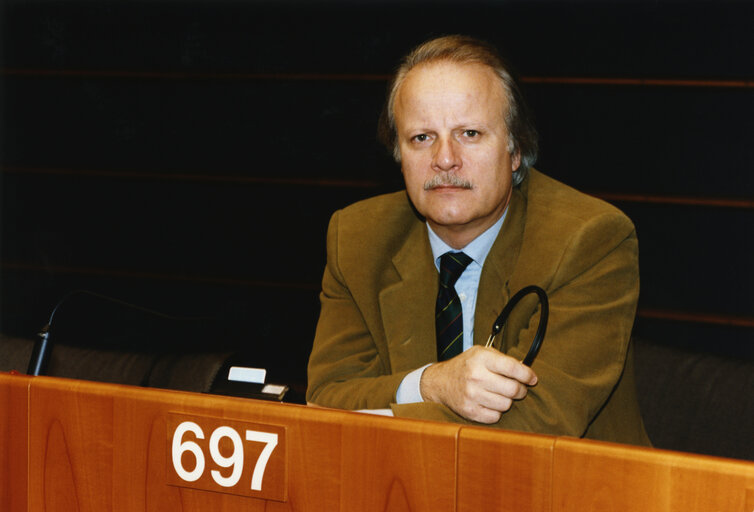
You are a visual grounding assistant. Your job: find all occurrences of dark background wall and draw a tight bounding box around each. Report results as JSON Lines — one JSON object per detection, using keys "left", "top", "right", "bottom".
{"left": 1, "top": 0, "right": 752, "bottom": 392}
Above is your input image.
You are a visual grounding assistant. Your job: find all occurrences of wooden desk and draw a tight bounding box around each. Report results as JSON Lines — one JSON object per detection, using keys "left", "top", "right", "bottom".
{"left": 553, "top": 437, "right": 754, "bottom": 511}
{"left": 2, "top": 372, "right": 753, "bottom": 511}
{"left": 0, "top": 372, "right": 29, "bottom": 512}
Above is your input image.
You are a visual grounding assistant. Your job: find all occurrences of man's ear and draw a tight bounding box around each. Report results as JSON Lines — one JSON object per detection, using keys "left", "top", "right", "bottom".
{"left": 511, "top": 151, "right": 521, "bottom": 172}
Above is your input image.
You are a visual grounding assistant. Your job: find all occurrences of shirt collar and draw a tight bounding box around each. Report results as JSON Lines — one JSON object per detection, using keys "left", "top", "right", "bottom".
{"left": 427, "top": 209, "right": 507, "bottom": 271}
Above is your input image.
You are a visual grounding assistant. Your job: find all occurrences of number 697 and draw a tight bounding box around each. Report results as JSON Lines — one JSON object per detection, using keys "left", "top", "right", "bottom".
{"left": 171, "top": 421, "right": 279, "bottom": 491}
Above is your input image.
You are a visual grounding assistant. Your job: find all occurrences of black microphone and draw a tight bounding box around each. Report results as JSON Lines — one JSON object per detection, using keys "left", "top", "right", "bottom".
{"left": 27, "top": 322, "right": 53, "bottom": 376}
{"left": 26, "top": 290, "right": 190, "bottom": 376}
{"left": 27, "top": 292, "right": 72, "bottom": 376}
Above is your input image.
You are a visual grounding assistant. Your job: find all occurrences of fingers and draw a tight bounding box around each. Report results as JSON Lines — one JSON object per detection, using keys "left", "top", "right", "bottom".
{"left": 463, "top": 405, "right": 503, "bottom": 425}
{"left": 477, "top": 389, "right": 514, "bottom": 414}
{"left": 454, "top": 388, "right": 517, "bottom": 424}
{"left": 484, "top": 374, "right": 529, "bottom": 401}
{"left": 482, "top": 348, "right": 538, "bottom": 386}
{"left": 448, "top": 386, "right": 507, "bottom": 424}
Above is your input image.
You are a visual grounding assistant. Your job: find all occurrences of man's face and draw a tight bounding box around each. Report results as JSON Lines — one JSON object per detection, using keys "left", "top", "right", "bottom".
{"left": 394, "top": 61, "right": 520, "bottom": 249}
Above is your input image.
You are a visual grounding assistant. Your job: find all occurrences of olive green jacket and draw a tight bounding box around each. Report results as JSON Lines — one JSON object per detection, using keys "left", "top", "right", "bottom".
{"left": 307, "top": 170, "right": 650, "bottom": 446}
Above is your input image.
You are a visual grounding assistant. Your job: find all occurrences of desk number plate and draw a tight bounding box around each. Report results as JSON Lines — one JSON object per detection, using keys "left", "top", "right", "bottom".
{"left": 167, "top": 412, "right": 287, "bottom": 501}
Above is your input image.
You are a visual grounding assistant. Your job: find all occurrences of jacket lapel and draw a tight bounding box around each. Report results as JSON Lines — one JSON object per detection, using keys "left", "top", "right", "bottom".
{"left": 474, "top": 182, "right": 528, "bottom": 347}
{"left": 378, "top": 220, "right": 439, "bottom": 373}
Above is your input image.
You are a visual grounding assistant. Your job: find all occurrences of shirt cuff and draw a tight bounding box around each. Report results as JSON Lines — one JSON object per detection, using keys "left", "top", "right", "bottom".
{"left": 354, "top": 408, "right": 394, "bottom": 416}
{"left": 395, "top": 363, "right": 432, "bottom": 404}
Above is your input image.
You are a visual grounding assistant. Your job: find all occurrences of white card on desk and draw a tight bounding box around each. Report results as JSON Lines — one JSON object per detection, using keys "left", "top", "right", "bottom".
{"left": 228, "top": 366, "right": 266, "bottom": 384}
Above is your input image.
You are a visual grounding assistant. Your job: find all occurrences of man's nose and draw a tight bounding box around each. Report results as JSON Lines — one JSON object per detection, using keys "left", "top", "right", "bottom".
{"left": 431, "top": 137, "right": 461, "bottom": 172}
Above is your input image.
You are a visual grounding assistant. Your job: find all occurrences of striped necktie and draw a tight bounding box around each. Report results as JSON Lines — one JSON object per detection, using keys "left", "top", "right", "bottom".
{"left": 436, "top": 251, "right": 473, "bottom": 361}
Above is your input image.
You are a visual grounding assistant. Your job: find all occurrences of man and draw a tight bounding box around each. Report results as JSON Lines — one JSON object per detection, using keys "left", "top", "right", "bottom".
{"left": 307, "top": 35, "right": 649, "bottom": 445}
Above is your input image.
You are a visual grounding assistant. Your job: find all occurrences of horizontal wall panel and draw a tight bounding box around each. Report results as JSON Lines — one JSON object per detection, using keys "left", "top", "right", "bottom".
{"left": 527, "top": 84, "right": 754, "bottom": 198}
{"left": 4, "top": 1, "right": 753, "bottom": 78}
{"left": 622, "top": 202, "right": 754, "bottom": 318}
{"left": 633, "top": 318, "right": 754, "bottom": 361}
{"left": 3, "top": 76, "right": 752, "bottom": 198}
{"left": 1, "top": 76, "right": 394, "bottom": 181}
{"left": 1, "top": 173, "right": 396, "bottom": 282}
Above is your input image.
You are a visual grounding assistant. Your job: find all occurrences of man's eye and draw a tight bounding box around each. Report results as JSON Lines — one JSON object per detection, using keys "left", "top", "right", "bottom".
{"left": 412, "top": 134, "right": 429, "bottom": 143}
{"left": 464, "top": 129, "right": 479, "bottom": 138}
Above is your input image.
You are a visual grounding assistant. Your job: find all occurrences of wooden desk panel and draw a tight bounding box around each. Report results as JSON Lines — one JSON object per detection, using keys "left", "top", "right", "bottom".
{"left": 28, "top": 376, "right": 346, "bottom": 512}
{"left": 338, "top": 413, "right": 458, "bottom": 512}
{"left": 112, "top": 385, "right": 344, "bottom": 512}
{"left": 29, "top": 377, "right": 117, "bottom": 512}
{"left": 553, "top": 437, "right": 754, "bottom": 512}
{"left": 25, "top": 376, "right": 463, "bottom": 511}
{"left": 0, "top": 373, "right": 30, "bottom": 512}
{"left": 457, "top": 428, "right": 554, "bottom": 512}
{"left": 10, "top": 374, "right": 754, "bottom": 512}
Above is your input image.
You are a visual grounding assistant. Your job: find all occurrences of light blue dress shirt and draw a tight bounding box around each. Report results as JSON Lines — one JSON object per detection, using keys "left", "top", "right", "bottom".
{"left": 395, "top": 211, "right": 507, "bottom": 404}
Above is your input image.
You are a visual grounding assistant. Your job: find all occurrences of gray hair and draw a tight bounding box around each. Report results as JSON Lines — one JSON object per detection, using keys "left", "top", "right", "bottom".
{"left": 377, "top": 35, "right": 538, "bottom": 186}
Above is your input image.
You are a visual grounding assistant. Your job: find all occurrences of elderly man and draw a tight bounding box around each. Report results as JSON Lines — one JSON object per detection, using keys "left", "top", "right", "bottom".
{"left": 306, "top": 35, "right": 649, "bottom": 445}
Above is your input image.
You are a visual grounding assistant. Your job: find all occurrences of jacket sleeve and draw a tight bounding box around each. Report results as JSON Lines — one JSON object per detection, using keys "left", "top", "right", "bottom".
{"left": 306, "top": 210, "right": 411, "bottom": 410}
{"left": 392, "top": 211, "right": 641, "bottom": 440}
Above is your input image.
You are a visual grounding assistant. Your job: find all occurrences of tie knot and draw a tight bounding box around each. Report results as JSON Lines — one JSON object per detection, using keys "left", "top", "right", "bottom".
{"left": 439, "top": 252, "right": 473, "bottom": 288}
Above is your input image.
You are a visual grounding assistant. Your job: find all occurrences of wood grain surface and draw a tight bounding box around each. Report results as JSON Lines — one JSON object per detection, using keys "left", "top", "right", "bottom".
{"left": 0, "top": 373, "right": 30, "bottom": 512}
{"left": 4, "top": 373, "right": 754, "bottom": 511}
{"left": 553, "top": 437, "right": 754, "bottom": 511}
{"left": 28, "top": 377, "right": 347, "bottom": 511}
{"left": 338, "top": 413, "right": 458, "bottom": 512}
{"left": 457, "top": 428, "right": 554, "bottom": 512}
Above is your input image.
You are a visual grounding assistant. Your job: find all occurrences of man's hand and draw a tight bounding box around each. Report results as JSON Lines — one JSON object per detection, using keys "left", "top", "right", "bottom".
{"left": 419, "top": 346, "right": 538, "bottom": 424}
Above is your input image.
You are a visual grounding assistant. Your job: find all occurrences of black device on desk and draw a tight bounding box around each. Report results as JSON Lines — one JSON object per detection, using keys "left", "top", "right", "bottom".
{"left": 211, "top": 365, "right": 289, "bottom": 402}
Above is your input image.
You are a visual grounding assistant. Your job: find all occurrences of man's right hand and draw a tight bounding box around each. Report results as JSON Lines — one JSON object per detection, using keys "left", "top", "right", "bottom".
{"left": 419, "top": 346, "right": 538, "bottom": 424}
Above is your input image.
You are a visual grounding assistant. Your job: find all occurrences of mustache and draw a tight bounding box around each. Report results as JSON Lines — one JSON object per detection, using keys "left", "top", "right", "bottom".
{"left": 423, "top": 173, "right": 473, "bottom": 190}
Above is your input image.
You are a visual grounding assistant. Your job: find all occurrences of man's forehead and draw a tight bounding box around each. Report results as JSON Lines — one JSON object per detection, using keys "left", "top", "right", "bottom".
{"left": 394, "top": 61, "right": 508, "bottom": 121}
